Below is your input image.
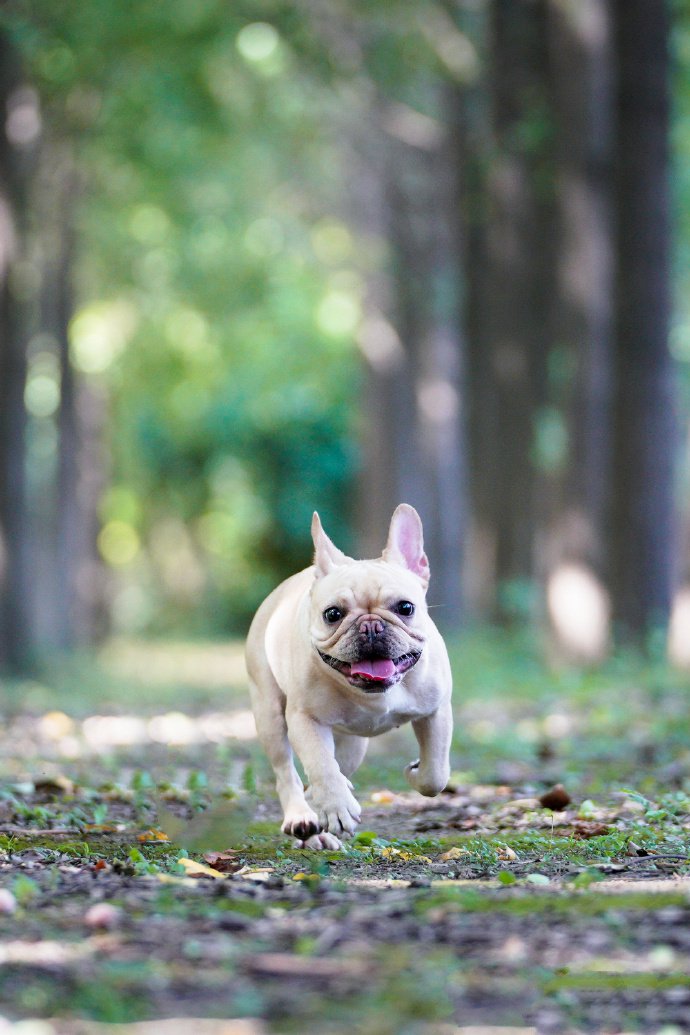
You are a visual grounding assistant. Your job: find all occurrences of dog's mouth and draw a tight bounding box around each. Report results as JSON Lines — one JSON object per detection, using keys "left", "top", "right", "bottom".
{"left": 317, "top": 649, "right": 422, "bottom": 692}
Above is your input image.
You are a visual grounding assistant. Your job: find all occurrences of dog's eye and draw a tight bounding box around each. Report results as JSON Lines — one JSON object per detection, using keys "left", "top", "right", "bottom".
{"left": 323, "top": 606, "right": 344, "bottom": 624}
{"left": 395, "top": 600, "right": 415, "bottom": 617}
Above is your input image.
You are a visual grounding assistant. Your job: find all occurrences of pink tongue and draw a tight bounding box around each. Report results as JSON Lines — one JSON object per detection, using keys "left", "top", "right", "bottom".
{"left": 350, "top": 658, "right": 396, "bottom": 681}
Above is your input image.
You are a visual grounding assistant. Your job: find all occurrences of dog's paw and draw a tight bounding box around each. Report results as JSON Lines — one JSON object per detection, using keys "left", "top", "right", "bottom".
{"left": 295, "top": 831, "right": 342, "bottom": 851}
{"left": 307, "top": 782, "right": 361, "bottom": 835}
{"left": 282, "top": 806, "right": 321, "bottom": 841}
{"left": 404, "top": 759, "right": 448, "bottom": 797}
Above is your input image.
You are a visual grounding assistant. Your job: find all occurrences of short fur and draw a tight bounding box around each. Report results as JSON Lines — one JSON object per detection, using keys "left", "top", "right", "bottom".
{"left": 245, "top": 504, "right": 453, "bottom": 849}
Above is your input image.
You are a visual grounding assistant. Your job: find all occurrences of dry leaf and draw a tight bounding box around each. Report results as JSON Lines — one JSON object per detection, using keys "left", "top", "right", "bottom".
{"left": 571, "top": 821, "right": 612, "bottom": 838}
{"left": 177, "top": 857, "right": 227, "bottom": 880}
{"left": 539, "top": 784, "right": 572, "bottom": 811}
{"left": 439, "top": 846, "right": 467, "bottom": 861}
{"left": 235, "top": 866, "right": 274, "bottom": 883}
{"left": 202, "top": 850, "right": 241, "bottom": 873}
{"left": 370, "top": 790, "right": 396, "bottom": 804}
{"left": 497, "top": 845, "right": 518, "bottom": 861}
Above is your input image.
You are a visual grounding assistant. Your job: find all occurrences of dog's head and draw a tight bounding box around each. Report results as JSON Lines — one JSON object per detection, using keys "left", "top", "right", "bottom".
{"left": 309, "top": 505, "right": 431, "bottom": 693}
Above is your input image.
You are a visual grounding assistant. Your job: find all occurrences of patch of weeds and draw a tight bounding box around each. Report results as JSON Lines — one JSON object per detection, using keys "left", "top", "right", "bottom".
{"left": 343, "top": 832, "right": 439, "bottom": 864}
{"left": 12, "top": 873, "right": 40, "bottom": 905}
{"left": 130, "top": 770, "right": 156, "bottom": 813}
{"left": 413, "top": 885, "right": 689, "bottom": 917}
{"left": 91, "top": 801, "right": 110, "bottom": 825}
{"left": 71, "top": 964, "right": 153, "bottom": 1022}
{"left": 121, "top": 843, "right": 181, "bottom": 876}
{"left": 542, "top": 970, "right": 690, "bottom": 994}
{"left": 11, "top": 801, "right": 52, "bottom": 826}
{"left": 187, "top": 769, "right": 210, "bottom": 807}
{"left": 242, "top": 761, "right": 257, "bottom": 795}
{"left": 6, "top": 965, "right": 151, "bottom": 1023}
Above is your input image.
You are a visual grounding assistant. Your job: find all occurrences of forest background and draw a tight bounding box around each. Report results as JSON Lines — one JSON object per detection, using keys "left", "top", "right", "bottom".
{"left": 0, "top": 0, "right": 687, "bottom": 672}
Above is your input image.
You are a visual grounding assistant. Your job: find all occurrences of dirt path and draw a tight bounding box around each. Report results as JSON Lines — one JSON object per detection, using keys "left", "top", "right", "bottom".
{"left": 2, "top": 639, "right": 690, "bottom": 1032}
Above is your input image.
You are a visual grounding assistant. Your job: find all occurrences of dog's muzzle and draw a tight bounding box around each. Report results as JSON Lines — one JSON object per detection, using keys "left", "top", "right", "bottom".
{"left": 317, "top": 648, "right": 422, "bottom": 691}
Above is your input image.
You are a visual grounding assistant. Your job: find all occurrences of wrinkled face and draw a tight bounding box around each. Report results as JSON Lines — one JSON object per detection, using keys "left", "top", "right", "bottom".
{"left": 310, "top": 560, "right": 428, "bottom": 693}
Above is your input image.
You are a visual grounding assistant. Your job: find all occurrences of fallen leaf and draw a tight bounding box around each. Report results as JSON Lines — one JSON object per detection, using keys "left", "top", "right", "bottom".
{"left": 571, "top": 821, "right": 612, "bottom": 838}
{"left": 539, "top": 784, "right": 572, "bottom": 811}
{"left": 379, "top": 846, "right": 432, "bottom": 863}
{"left": 177, "top": 857, "right": 227, "bottom": 880}
{"left": 370, "top": 789, "right": 396, "bottom": 804}
{"left": 439, "top": 846, "right": 467, "bottom": 861}
{"left": 137, "top": 829, "right": 170, "bottom": 842}
{"left": 497, "top": 845, "right": 518, "bottom": 861}
{"left": 235, "top": 866, "right": 275, "bottom": 883}
{"left": 202, "top": 850, "right": 241, "bottom": 873}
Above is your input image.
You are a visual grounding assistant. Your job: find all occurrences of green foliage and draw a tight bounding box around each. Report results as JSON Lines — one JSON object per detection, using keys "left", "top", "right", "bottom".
{"left": 2, "top": 0, "right": 370, "bottom": 633}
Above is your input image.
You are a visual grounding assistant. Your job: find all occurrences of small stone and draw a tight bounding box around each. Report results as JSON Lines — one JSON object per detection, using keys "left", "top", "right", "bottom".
{"left": 84, "top": 902, "right": 121, "bottom": 929}
{"left": 0, "top": 889, "right": 17, "bottom": 914}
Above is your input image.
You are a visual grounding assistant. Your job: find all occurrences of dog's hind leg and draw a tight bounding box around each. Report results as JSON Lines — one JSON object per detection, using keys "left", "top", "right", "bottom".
{"left": 334, "top": 733, "right": 368, "bottom": 779}
{"left": 247, "top": 671, "right": 320, "bottom": 841}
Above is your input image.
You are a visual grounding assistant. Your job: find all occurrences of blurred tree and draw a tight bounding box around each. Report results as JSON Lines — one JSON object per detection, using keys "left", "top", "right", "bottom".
{"left": 609, "top": 0, "right": 676, "bottom": 642}
{"left": 0, "top": 31, "right": 34, "bottom": 670}
{"left": 354, "top": 91, "right": 466, "bottom": 621}
{"left": 458, "top": 0, "right": 555, "bottom": 623}
{"left": 545, "top": 0, "right": 613, "bottom": 580}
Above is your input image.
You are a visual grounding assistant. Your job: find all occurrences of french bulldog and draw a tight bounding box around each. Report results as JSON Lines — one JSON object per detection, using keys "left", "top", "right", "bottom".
{"left": 245, "top": 504, "right": 453, "bottom": 849}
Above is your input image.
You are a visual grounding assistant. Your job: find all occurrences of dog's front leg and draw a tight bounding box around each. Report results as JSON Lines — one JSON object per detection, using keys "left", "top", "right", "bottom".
{"left": 405, "top": 697, "right": 452, "bottom": 796}
{"left": 287, "top": 709, "right": 362, "bottom": 835}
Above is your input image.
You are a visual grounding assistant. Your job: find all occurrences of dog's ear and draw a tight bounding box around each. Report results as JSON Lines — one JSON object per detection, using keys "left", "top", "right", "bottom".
{"left": 382, "top": 504, "right": 430, "bottom": 588}
{"left": 312, "top": 512, "right": 350, "bottom": 578}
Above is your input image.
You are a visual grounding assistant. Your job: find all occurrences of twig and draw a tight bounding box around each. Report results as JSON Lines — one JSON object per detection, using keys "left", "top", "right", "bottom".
{"left": 0, "top": 825, "right": 82, "bottom": 837}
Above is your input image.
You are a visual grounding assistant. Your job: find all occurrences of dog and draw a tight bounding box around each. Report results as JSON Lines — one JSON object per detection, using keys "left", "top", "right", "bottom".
{"left": 245, "top": 504, "right": 453, "bottom": 849}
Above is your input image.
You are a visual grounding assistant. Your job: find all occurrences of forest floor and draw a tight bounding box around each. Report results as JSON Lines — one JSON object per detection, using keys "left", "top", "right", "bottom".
{"left": 1, "top": 632, "right": 690, "bottom": 1034}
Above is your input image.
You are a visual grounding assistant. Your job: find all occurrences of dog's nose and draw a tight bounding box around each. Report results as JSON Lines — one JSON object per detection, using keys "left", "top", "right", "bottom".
{"left": 359, "top": 617, "right": 384, "bottom": 643}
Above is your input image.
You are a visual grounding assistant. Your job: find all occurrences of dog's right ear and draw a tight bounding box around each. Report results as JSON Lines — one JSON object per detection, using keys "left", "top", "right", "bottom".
{"left": 312, "top": 512, "right": 350, "bottom": 578}
{"left": 382, "top": 503, "right": 430, "bottom": 588}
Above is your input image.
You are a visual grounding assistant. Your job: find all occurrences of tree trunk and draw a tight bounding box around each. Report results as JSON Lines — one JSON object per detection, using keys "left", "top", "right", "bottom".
{"left": 0, "top": 35, "right": 33, "bottom": 671}
{"left": 352, "top": 97, "right": 467, "bottom": 623}
{"left": 458, "top": 0, "right": 555, "bottom": 623}
{"left": 390, "top": 106, "right": 466, "bottom": 624}
{"left": 543, "top": 0, "right": 615, "bottom": 661}
{"left": 609, "top": 0, "right": 675, "bottom": 643}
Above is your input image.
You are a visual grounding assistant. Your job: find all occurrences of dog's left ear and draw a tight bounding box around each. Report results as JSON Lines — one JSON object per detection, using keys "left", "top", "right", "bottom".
{"left": 382, "top": 504, "right": 430, "bottom": 588}
{"left": 312, "top": 512, "right": 351, "bottom": 578}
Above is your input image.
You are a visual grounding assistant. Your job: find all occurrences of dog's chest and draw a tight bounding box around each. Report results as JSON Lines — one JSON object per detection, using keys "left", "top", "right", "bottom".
{"left": 332, "top": 698, "right": 424, "bottom": 738}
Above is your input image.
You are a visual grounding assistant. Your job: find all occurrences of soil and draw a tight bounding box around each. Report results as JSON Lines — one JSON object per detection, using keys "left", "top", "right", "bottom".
{"left": 2, "top": 639, "right": 690, "bottom": 1034}
{"left": 2, "top": 787, "right": 690, "bottom": 1034}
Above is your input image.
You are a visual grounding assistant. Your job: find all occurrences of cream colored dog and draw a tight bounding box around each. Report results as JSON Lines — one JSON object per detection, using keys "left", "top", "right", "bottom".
{"left": 245, "top": 504, "right": 453, "bottom": 849}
